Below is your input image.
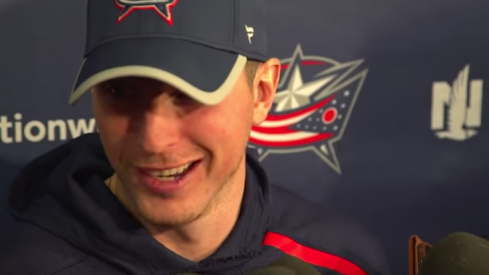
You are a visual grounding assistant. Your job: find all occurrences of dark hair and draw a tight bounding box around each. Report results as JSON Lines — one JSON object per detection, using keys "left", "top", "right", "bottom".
{"left": 244, "top": 60, "right": 262, "bottom": 89}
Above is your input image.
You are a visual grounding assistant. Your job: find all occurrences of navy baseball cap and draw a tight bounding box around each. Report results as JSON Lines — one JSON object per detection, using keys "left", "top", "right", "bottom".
{"left": 69, "top": 0, "right": 267, "bottom": 105}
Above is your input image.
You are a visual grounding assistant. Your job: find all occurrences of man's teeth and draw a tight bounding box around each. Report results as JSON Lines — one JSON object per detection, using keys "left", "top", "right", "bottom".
{"left": 149, "top": 162, "right": 192, "bottom": 178}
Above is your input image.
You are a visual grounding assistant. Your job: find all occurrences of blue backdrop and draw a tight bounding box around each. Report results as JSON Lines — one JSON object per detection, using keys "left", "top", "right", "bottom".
{"left": 1, "top": 0, "right": 489, "bottom": 274}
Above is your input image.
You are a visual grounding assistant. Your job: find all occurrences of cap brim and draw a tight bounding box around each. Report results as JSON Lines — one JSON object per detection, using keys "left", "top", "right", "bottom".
{"left": 69, "top": 38, "right": 247, "bottom": 105}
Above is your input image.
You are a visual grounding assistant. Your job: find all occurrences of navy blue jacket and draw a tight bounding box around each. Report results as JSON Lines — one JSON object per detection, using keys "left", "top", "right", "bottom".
{"left": 0, "top": 133, "right": 390, "bottom": 275}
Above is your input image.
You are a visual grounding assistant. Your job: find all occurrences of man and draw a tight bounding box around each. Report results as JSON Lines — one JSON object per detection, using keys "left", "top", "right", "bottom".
{"left": 0, "top": 0, "right": 391, "bottom": 274}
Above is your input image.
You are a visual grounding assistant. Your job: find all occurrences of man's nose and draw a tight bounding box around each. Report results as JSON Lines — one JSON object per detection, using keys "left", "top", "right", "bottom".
{"left": 134, "top": 102, "right": 183, "bottom": 153}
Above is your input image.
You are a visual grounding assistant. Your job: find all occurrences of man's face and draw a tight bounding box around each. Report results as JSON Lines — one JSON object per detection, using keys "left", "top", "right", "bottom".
{"left": 91, "top": 61, "right": 279, "bottom": 229}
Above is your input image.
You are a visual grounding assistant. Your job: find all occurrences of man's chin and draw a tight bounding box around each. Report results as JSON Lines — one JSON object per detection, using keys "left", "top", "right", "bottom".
{"left": 139, "top": 212, "right": 201, "bottom": 229}
{"left": 134, "top": 200, "right": 202, "bottom": 229}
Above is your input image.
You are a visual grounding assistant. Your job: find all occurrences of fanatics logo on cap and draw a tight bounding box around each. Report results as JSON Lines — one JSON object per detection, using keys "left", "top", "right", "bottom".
{"left": 114, "top": 0, "right": 178, "bottom": 24}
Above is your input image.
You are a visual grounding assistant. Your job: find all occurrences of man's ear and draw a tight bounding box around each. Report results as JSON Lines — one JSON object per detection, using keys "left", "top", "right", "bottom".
{"left": 252, "top": 58, "right": 281, "bottom": 125}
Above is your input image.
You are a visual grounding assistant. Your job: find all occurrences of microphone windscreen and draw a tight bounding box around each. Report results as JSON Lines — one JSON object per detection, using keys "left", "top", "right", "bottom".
{"left": 418, "top": 232, "right": 489, "bottom": 275}
{"left": 269, "top": 255, "right": 321, "bottom": 275}
{"left": 248, "top": 266, "right": 295, "bottom": 275}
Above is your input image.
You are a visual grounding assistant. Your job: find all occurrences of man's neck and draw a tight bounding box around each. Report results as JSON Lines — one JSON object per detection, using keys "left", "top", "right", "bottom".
{"left": 150, "top": 188, "right": 244, "bottom": 261}
{"left": 105, "top": 163, "right": 246, "bottom": 262}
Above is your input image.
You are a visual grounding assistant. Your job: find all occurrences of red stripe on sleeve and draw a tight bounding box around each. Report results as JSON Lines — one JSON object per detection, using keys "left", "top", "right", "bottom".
{"left": 262, "top": 232, "right": 368, "bottom": 275}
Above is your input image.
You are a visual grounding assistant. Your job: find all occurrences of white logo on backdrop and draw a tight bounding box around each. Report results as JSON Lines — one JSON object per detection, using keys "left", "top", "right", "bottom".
{"left": 431, "top": 65, "right": 483, "bottom": 141}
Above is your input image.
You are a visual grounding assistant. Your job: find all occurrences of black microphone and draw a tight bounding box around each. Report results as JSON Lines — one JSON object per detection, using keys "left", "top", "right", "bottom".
{"left": 249, "top": 255, "right": 321, "bottom": 275}
{"left": 417, "top": 232, "right": 489, "bottom": 275}
{"left": 179, "top": 267, "right": 293, "bottom": 275}
{"left": 247, "top": 266, "right": 295, "bottom": 275}
{"left": 269, "top": 255, "right": 321, "bottom": 275}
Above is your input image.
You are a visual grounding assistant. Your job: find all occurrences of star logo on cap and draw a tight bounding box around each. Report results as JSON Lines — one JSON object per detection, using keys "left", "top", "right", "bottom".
{"left": 115, "top": 0, "right": 179, "bottom": 25}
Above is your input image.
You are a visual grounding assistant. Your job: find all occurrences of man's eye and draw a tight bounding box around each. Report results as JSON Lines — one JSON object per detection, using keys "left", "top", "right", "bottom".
{"left": 172, "top": 92, "right": 193, "bottom": 103}
{"left": 107, "top": 86, "right": 129, "bottom": 97}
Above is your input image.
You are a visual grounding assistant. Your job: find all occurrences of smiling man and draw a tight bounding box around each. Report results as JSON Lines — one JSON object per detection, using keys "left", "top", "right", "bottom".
{"left": 0, "top": 0, "right": 391, "bottom": 274}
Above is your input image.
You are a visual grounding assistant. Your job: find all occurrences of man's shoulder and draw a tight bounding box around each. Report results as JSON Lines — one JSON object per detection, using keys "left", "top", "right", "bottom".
{"left": 269, "top": 184, "right": 372, "bottom": 237}
{"left": 267, "top": 184, "right": 391, "bottom": 275}
{"left": 0, "top": 219, "right": 89, "bottom": 275}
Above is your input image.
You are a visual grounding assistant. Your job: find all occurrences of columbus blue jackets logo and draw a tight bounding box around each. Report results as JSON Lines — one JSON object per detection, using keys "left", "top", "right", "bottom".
{"left": 115, "top": 0, "right": 178, "bottom": 24}
{"left": 248, "top": 45, "right": 368, "bottom": 174}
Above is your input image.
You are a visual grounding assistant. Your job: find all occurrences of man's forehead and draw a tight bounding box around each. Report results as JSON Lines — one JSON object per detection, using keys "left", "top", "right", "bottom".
{"left": 98, "top": 77, "right": 183, "bottom": 93}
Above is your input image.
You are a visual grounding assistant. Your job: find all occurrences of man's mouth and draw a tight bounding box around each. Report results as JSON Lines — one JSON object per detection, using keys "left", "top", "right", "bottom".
{"left": 146, "top": 161, "right": 197, "bottom": 181}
